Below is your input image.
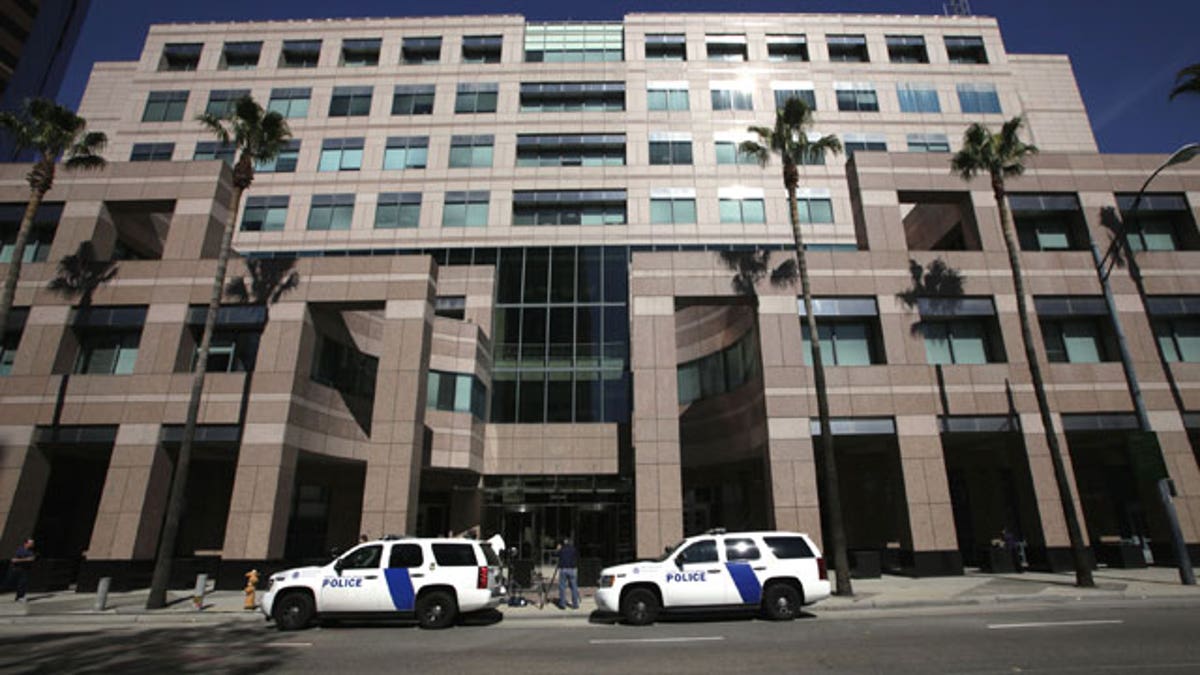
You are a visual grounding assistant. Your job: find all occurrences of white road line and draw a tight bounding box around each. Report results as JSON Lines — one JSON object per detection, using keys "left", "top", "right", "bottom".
{"left": 986, "top": 619, "right": 1124, "bottom": 630}
{"left": 265, "top": 642, "right": 313, "bottom": 648}
{"left": 589, "top": 636, "right": 726, "bottom": 645}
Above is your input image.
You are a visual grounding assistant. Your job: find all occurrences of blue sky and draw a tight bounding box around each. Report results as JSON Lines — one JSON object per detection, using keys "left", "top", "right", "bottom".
{"left": 58, "top": 0, "right": 1199, "bottom": 154}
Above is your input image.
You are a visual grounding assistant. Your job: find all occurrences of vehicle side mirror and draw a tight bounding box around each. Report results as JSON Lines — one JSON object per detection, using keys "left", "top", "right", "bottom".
{"left": 674, "top": 554, "right": 685, "bottom": 569}
{"left": 334, "top": 559, "right": 344, "bottom": 576}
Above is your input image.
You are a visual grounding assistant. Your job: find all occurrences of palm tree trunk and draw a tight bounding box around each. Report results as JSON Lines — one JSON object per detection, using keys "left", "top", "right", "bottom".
{"left": 992, "top": 175, "right": 1094, "bottom": 588}
{"left": 786, "top": 180, "right": 853, "bottom": 596}
{"left": 146, "top": 182, "right": 245, "bottom": 608}
{"left": 0, "top": 188, "right": 45, "bottom": 337}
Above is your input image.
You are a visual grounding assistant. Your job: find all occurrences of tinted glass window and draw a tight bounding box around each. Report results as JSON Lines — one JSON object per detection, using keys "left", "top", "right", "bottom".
{"left": 764, "top": 536, "right": 814, "bottom": 559}
{"left": 724, "top": 538, "right": 761, "bottom": 561}
{"left": 677, "top": 539, "right": 718, "bottom": 564}
{"left": 341, "top": 544, "right": 383, "bottom": 569}
{"left": 389, "top": 544, "right": 423, "bottom": 568}
{"left": 432, "top": 543, "right": 478, "bottom": 566}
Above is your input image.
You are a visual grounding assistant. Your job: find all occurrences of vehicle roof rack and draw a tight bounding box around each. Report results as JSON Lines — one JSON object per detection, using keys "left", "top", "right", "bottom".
{"left": 705, "top": 527, "right": 727, "bottom": 535}
{"left": 380, "top": 534, "right": 410, "bottom": 540}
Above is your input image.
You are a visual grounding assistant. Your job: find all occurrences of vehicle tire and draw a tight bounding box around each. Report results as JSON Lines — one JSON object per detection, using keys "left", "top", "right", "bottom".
{"left": 416, "top": 591, "right": 458, "bottom": 629}
{"left": 761, "top": 583, "right": 802, "bottom": 621}
{"left": 620, "top": 588, "right": 660, "bottom": 626}
{"left": 273, "top": 592, "right": 315, "bottom": 631}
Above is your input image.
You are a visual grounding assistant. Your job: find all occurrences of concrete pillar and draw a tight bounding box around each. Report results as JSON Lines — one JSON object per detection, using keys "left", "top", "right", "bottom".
{"left": 86, "top": 423, "right": 169, "bottom": 560}
{"left": 1022, "top": 413, "right": 1091, "bottom": 570}
{"left": 221, "top": 435, "right": 298, "bottom": 560}
{"left": 0, "top": 426, "right": 39, "bottom": 554}
{"left": 1149, "top": 411, "right": 1200, "bottom": 548}
{"left": 630, "top": 294, "right": 683, "bottom": 558}
{"left": 896, "top": 415, "right": 962, "bottom": 575}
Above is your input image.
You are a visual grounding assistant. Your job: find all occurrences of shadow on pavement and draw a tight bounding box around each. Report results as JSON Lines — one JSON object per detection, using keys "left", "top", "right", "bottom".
{"left": 0, "top": 622, "right": 292, "bottom": 674}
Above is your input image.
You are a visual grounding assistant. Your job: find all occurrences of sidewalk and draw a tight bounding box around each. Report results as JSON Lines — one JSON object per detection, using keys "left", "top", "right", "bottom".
{"left": 0, "top": 567, "right": 1197, "bottom": 626}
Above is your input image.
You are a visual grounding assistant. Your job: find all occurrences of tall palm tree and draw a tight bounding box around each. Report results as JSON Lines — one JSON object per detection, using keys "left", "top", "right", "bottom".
{"left": 951, "top": 116, "right": 1094, "bottom": 588}
{"left": 740, "top": 98, "right": 853, "bottom": 596}
{"left": 1170, "top": 63, "right": 1200, "bottom": 100}
{"left": 0, "top": 98, "right": 106, "bottom": 333}
{"left": 147, "top": 95, "right": 290, "bottom": 609}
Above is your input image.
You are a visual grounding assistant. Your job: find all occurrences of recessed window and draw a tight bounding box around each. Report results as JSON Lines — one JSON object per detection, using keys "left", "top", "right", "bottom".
{"left": 142, "top": 91, "right": 188, "bottom": 122}
{"left": 72, "top": 306, "right": 146, "bottom": 375}
{"left": 901, "top": 191, "right": 982, "bottom": 251}
{"left": 719, "top": 194, "right": 766, "bottom": 224}
{"left": 193, "top": 141, "right": 234, "bottom": 164}
{"left": 649, "top": 191, "right": 697, "bottom": 225}
{"left": 678, "top": 328, "right": 760, "bottom": 405}
{"left": 449, "top": 135, "right": 494, "bottom": 168}
{"left": 897, "top": 83, "right": 940, "bottom": 113}
{"left": 402, "top": 36, "right": 442, "bottom": 64}
{"left": 1010, "top": 193, "right": 1088, "bottom": 251}
{"left": 318, "top": 138, "right": 364, "bottom": 172}
{"left": 773, "top": 87, "right": 817, "bottom": 111}
{"left": 715, "top": 140, "right": 759, "bottom": 166}
{"left": 796, "top": 195, "right": 835, "bottom": 223}
{"left": 645, "top": 33, "right": 686, "bottom": 60}
{"left": 383, "top": 136, "right": 429, "bottom": 170}
{"left": 843, "top": 133, "right": 888, "bottom": 156}
{"left": 835, "top": 83, "right": 878, "bottom": 112}
{"left": 220, "top": 41, "right": 261, "bottom": 70}
{"left": 1147, "top": 297, "right": 1200, "bottom": 363}
{"left": 946, "top": 36, "right": 988, "bottom": 64}
{"left": 329, "top": 86, "right": 373, "bottom": 117}
{"left": 426, "top": 370, "right": 487, "bottom": 419}
{"left": 0, "top": 308, "right": 27, "bottom": 376}
{"left": 462, "top": 35, "right": 502, "bottom": 63}
{"left": 886, "top": 35, "right": 928, "bottom": 63}
{"left": 513, "top": 190, "right": 627, "bottom": 226}
{"left": 828, "top": 34, "right": 869, "bottom": 62}
{"left": 159, "top": 43, "right": 201, "bottom": 72}
{"left": 254, "top": 141, "right": 300, "bottom": 173}
{"left": 648, "top": 134, "right": 693, "bottom": 165}
{"left": 205, "top": 89, "right": 250, "bottom": 117}
{"left": 240, "top": 196, "right": 288, "bottom": 231}
{"left": 375, "top": 192, "right": 421, "bottom": 229}
{"left": 525, "top": 23, "right": 623, "bottom": 62}
{"left": 392, "top": 85, "right": 435, "bottom": 115}
{"left": 907, "top": 133, "right": 951, "bottom": 153}
{"left": 1035, "top": 296, "right": 1117, "bottom": 364}
{"left": 280, "top": 39, "right": 321, "bottom": 68}
{"left": 1117, "top": 193, "right": 1200, "bottom": 251}
{"left": 443, "top": 191, "right": 490, "bottom": 228}
{"left": 516, "top": 134, "right": 626, "bottom": 167}
{"left": 312, "top": 335, "right": 377, "bottom": 399}
{"left": 706, "top": 34, "right": 747, "bottom": 61}
{"left": 0, "top": 203, "right": 58, "bottom": 263}
{"left": 341, "top": 38, "right": 381, "bottom": 66}
{"left": 919, "top": 298, "right": 1004, "bottom": 365}
{"left": 957, "top": 83, "right": 1001, "bottom": 114}
{"left": 800, "top": 298, "right": 886, "bottom": 366}
{"left": 711, "top": 85, "right": 753, "bottom": 111}
{"left": 455, "top": 83, "right": 498, "bottom": 113}
{"left": 767, "top": 34, "right": 809, "bottom": 62}
{"left": 130, "top": 142, "right": 174, "bottom": 162}
{"left": 519, "top": 82, "right": 625, "bottom": 112}
{"left": 307, "top": 194, "right": 355, "bottom": 231}
{"left": 647, "top": 83, "right": 689, "bottom": 111}
{"left": 434, "top": 296, "right": 467, "bottom": 320}
{"left": 182, "top": 305, "right": 264, "bottom": 373}
{"left": 267, "top": 88, "right": 311, "bottom": 119}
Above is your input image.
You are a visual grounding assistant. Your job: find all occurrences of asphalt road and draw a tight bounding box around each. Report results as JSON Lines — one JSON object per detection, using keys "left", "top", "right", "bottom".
{"left": 2, "top": 600, "right": 1199, "bottom": 674}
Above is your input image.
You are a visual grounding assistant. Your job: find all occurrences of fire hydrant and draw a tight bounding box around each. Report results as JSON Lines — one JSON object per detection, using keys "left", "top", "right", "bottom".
{"left": 244, "top": 569, "right": 260, "bottom": 610}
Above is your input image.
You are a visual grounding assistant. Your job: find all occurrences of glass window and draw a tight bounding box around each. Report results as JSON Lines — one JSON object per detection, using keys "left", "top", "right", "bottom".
{"left": 448, "top": 135, "right": 494, "bottom": 168}
{"left": 647, "top": 88, "right": 689, "bottom": 111}
{"left": 645, "top": 34, "right": 686, "bottom": 61}
{"left": 0, "top": 331, "right": 19, "bottom": 376}
{"left": 142, "top": 91, "right": 188, "bottom": 122}
{"left": 205, "top": 89, "right": 250, "bottom": 117}
{"left": 241, "top": 196, "right": 288, "bottom": 232}
{"left": 329, "top": 86, "right": 372, "bottom": 117}
{"left": 677, "top": 539, "right": 718, "bottom": 564}
{"left": 193, "top": 141, "right": 235, "bottom": 164}
{"left": 844, "top": 139, "right": 888, "bottom": 156}
{"left": 797, "top": 198, "right": 834, "bottom": 224}
{"left": 255, "top": 140, "right": 300, "bottom": 174}
{"left": 220, "top": 41, "right": 261, "bottom": 70}
{"left": 1156, "top": 318, "right": 1200, "bottom": 363}
{"left": 402, "top": 36, "right": 441, "bottom": 64}
{"left": 946, "top": 36, "right": 988, "bottom": 64}
{"left": 803, "top": 322, "right": 878, "bottom": 366}
{"left": 307, "top": 194, "right": 355, "bottom": 231}
{"left": 129, "top": 143, "right": 174, "bottom": 162}
{"left": 389, "top": 544, "right": 423, "bottom": 568}
{"left": 375, "top": 193, "right": 421, "bottom": 229}
{"left": 392, "top": 85, "right": 435, "bottom": 115}
{"left": 267, "top": 88, "right": 311, "bottom": 119}
{"left": 383, "top": 136, "right": 429, "bottom": 170}
{"left": 462, "top": 35, "right": 502, "bottom": 63}
{"left": 76, "top": 331, "right": 140, "bottom": 375}
{"left": 513, "top": 191, "right": 627, "bottom": 226}
{"left": 426, "top": 370, "right": 487, "bottom": 418}
{"left": 828, "top": 34, "right": 869, "bottom": 62}
{"left": 648, "top": 139, "right": 692, "bottom": 165}
{"left": 897, "top": 84, "right": 940, "bottom": 113}
{"left": 886, "top": 35, "right": 928, "bottom": 63}
{"left": 519, "top": 82, "right": 625, "bottom": 112}
{"left": 318, "top": 138, "right": 364, "bottom": 172}
{"left": 280, "top": 40, "right": 321, "bottom": 68}
{"left": 957, "top": 83, "right": 1001, "bottom": 114}
{"left": 705, "top": 35, "right": 747, "bottom": 61}
{"left": 923, "top": 319, "right": 999, "bottom": 365}
{"left": 719, "top": 198, "right": 765, "bottom": 224}
{"left": 767, "top": 35, "right": 808, "bottom": 62}
{"left": 525, "top": 23, "right": 623, "bottom": 62}
{"left": 649, "top": 198, "right": 696, "bottom": 225}
{"left": 340, "top": 545, "right": 382, "bottom": 569}
{"left": 341, "top": 38, "right": 381, "bottom": 67}
{"left": 516, "top": 134, "right": 626, "bottom": 167}
{"left": 455, "top": 83, "right": 498, "bottom": 113}
{"left": 0, "top": 204, "right": 58, "bottom": 263}
{"left": 711, "top": 88, "right": 753, "bottom": 111}
{"left": 715, "top": 141, "right": 758, "bottom": 165}
{"left": 907, "top": 134, "right": 950, "bottom": 153}
{"left": 773, "top": 89, "right": 816, "bottom": 111}
{"left": 836, "top": 87, "right": 879, "bottom": 112}
{"left": 763, "top": 536, "right": 814, "bottom": 559}
{"left": 1041, "top": 318, "right": 1111, "bottom": 363}
{"left": 443, "top": 191, "right": 489, "bottom": 227}
{"left": 1118, "top": 194, "right": 1197, "bottom": 252}
{"left": 160, "top": 43, "right": 201, "bottom": 71}
{"left": 725, "top": 538, "right": 761, "bottom": 561}
{"left": 432, "top": 543, "right": 478, "bottom": 566}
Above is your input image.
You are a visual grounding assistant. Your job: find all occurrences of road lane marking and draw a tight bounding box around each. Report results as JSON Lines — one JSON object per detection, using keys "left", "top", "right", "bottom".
{"left": 986, "top": 619, "right": 1124, "bottom": 630}
{"left": 265, "top": 642, "right": 313, "bottom": 648}
{"left": 589, "top": 636, "right": 725, "bottom": 645}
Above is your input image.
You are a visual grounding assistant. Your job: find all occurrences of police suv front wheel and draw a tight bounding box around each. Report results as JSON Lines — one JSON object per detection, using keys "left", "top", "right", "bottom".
{"left": 620, "top": 588, "right": 660, "bottom": 626}
{"left": 416, "top": 591, "right": 458, "bottom": 629}
{"left": 273, "top": 592, "right": 315, "bottom": 631}
{"left": 762, "top": 583, "right": 802, "bottom": 621}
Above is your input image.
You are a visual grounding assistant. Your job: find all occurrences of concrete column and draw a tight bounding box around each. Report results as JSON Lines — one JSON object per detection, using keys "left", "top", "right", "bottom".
{"left": 631, "top": 294, "right": 683, "bottom": 558}
{"left": 13, "top": 306, "right": 71, "bottom": 377}
{"left": 1148, "top": 411, "right": 1200, "bottom": 547}
{"left": 86, "top": 423, "right": 170, "bottom": 560}
{"left": 896, "top": 415, "right": 962, "bottom": 575}
{"left": 221, "top": 434, "right": 298, "bottom": 560}
{"left": 1021, "top": 413, "right": 1090, "bottom": 570}
{"left": 0, "top": 426, "right": 39, "bottom": 554}
{"left": 757, "top": 295, "right": 822, "bottom": 538}
{"left": 161, "top": 196, "right": 231, "bottom": 262}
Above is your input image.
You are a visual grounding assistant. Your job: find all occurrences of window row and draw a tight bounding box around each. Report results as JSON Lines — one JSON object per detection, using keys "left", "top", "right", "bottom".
{"left": 155, "top": 30, "right": 988, "bottom": 71}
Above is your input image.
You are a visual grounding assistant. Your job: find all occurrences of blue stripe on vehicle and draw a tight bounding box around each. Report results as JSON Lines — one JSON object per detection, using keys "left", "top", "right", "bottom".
{"left": 384, "top": 568, "right": 415, "bottom": 610}
{"left": 725, "top": 562, "right": 761, "bottom": 604}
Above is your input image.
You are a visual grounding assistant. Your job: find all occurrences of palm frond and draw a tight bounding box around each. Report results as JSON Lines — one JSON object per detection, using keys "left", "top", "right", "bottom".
{"left": 738, "top": 140, "right": 771, "bottom": 167}
{"left": 1170, "top": 63, "right": 1200, "bottom": 100}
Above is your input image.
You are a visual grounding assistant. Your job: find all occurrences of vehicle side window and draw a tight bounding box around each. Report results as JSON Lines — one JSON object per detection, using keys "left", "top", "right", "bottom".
{"left": 340, "top": 544, "right": 383, "bottom": 569}
{"left": 432, "top": 543, "right": 478, "bottom": 566}
{"left": 389, "top": 543, "right": 423, "bottom": 568}
{"left": 677, "top": 539, "right": 718, "bottom": 564}
{"left": 763, "top": 536, "right": 814, "bottom": 559}
{"left": 724, "top": 538, "right": 761, "bottom": 561}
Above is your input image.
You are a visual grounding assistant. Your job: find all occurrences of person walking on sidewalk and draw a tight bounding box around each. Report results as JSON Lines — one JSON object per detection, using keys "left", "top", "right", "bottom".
{"left": 8, "top": 538, "right": 35, "bottom": 602}
{"left": 556, "top": 538, "right": 580, "bottom": 610}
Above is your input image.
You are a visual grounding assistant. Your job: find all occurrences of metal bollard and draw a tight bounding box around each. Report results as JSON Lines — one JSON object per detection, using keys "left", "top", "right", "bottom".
{"left": 94, "top": 577, "right": 111, "bottom": 611}
{"left": 193, "top": 573, "right": 208, "bottom": 611}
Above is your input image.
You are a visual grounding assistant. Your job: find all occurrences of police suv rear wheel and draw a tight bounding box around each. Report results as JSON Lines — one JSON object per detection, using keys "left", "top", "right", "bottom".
{"left": 416, "top": 591, "right": 457, "bottom": 629}
{"left": 762, "top": 583, "right": 801, "bottom": 621}
{"left": 620, "top": 588, "right": 660, "bottom": 626}
{"left": 273, "top": 592, "right": 314, "bottom": 631}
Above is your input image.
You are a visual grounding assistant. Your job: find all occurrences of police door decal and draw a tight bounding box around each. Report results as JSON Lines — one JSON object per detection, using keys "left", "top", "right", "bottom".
{"left": 725, "top": 563, "right": 762, "bottom": 604}
{"left": 384, "top": 568, "right": 416, "bottom": 610}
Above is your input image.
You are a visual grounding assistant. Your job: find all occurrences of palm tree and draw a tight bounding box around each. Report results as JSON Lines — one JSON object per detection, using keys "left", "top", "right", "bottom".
{"left": 146, "top": 95, "right": 290, "bottom": 609}
{"left": 0, "top": 98, "right": 106, "bottom": 334}
{"left": 740, "top": 98, "right": 853, "bottom": 596}
{"left": 46, "top": 241, "right": 119, "bottom": 310}
{"left": 1170, "top": 63, "right": 1200, "bottom": 100}
{"left": 951, "top": 116, "right": 1095, "bottom": 587}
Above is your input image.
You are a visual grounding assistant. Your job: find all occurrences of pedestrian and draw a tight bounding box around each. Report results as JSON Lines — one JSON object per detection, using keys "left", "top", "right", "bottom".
{"left": 9, "top": 538, "right": 35, "bottom": 603}
{"left": 556, "top": 537, "right": 579, "bottom": 610}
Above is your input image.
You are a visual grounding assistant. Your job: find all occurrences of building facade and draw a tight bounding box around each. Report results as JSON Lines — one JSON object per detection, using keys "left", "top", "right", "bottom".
{"left": 1, "top": 13, "right": 1198, "bottom": 590}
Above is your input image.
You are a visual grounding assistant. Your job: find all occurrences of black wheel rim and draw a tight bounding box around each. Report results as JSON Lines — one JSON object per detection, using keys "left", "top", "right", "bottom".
{"left": 631, "top": 599, "right": 647, "bottom": 621}
{"left": 424, "top": 602, "right": 445, "bottom": 624}
{"left": 774, "top": 594, "right": 793, "bottom": 618}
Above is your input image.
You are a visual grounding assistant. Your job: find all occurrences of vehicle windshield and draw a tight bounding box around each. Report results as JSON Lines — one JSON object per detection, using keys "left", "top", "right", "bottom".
{"left": 654, "top": 541, "right": 684, "bottom": 562}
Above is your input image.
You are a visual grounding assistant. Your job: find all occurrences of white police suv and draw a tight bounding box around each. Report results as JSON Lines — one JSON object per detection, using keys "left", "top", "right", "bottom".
{"left": 595, "top": 530, "right": 831, "bottom": 625}
{"left": 261, "top": 536, "right": 503, "bottom": 630}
